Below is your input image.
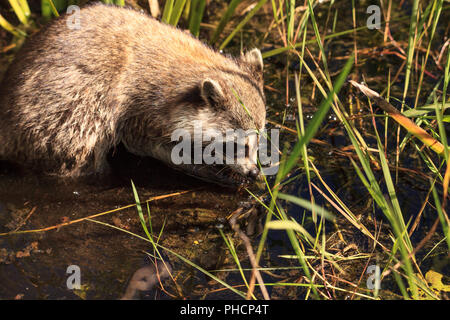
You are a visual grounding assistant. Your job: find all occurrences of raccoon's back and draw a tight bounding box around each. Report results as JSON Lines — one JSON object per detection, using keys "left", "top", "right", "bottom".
{"left": 0, "top": 3, "right": 237, "bottom": 109}
{"left": 0, "top": 3, "right": 241, "bottom": 162}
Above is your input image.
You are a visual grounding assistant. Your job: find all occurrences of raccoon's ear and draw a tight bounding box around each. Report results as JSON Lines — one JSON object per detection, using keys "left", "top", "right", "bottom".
{"left": 242, "top": 48, "right": 263, "bottom": 73}
{"left": 201, "top": 79, "right": 225, "bottom": 108}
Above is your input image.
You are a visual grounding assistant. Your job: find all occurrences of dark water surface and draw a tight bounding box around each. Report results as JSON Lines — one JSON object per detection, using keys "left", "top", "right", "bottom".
{"left": 0, "top": 153, "right": 256, "bottom": 299}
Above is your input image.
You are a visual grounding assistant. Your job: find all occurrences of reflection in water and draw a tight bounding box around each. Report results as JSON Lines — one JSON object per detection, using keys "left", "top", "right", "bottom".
{"left": 121, "top": 260, "right": 173, "bottom": 300}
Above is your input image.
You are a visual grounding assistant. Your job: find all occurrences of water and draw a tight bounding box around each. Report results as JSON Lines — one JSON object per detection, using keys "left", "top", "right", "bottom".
{"left": 0, "top": 152, "right": 256, "bottom": 299}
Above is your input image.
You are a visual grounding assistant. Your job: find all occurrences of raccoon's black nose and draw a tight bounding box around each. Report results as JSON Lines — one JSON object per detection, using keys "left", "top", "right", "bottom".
{"left": 248, "top": 167, "right": 260, "bottom": 180}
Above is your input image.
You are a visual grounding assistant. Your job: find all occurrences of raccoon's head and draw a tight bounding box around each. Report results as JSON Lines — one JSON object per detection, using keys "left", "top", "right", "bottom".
{"left": 170, "top": 48, "right": 266, "bottom": 186}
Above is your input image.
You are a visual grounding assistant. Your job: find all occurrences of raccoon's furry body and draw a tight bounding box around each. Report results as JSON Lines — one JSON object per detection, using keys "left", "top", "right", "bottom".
{"left": 0, "top": 3, "right": 266, "bottom": 184}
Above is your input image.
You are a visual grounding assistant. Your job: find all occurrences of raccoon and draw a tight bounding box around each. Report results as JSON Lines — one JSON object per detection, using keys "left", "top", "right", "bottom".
{"left": 0, "top": 3, "right": 266, "bottom": 185}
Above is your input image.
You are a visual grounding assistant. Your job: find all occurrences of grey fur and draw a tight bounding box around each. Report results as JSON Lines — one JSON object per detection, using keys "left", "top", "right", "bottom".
{"left": 0, "top": 3, "right": 266, "bottom": 182}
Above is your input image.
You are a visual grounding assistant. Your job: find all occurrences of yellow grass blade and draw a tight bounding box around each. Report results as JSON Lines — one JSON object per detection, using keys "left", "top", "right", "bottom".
{"left": 350, "top": 80, "right": 446, "bottom": 156}
{"left": 0, "top": 13, "right": 20, "bottom": 37}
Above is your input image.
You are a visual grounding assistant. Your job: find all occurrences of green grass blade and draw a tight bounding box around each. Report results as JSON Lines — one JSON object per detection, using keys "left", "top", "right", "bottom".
{"left": 219, "top": 0, "right": 268, "bottom": 50}
{"left": 431, "top": 184, "right": 450, "bottom": 251}
{"left": 188, "top": 0, "right": 206, "bottom": 37}
{"left": 8, "top": 0, "right": 28, "bottom": 25}
{"left": 209, "top": 0, "right": 242, "bottom": 45}
{"left": 18, "top": 0, "right": 30, "bottom": 19}
{"left": 439, "top": 43, "right": 450, "bottom": 162}
{"left": 162, "top": 0, "right": 174, "bottom": 23}
{"left": 402, "top": 0, "right": 419, "bottom": 104}
{"left": 287, "top": 0, "right": 295, "bottom": 43}
{"left": 306, "top": 0, "right": 329, "bottom": 80}
{"left": 88, "top": 218, "right": 247, "bottom": 298}
{"left": 281, "top": 54, "right": 354, "bottom": 177}
{"left": 131, "top": 180, "right": 152, "bottom": 240}
{"left": 169, "top": 0, "right": 187, "bottom": 26}
{"left": 0, "top": 13, "right": 21, "bottom": 37}
{"left": 277, "top": 193, "right": 335, "bottom": 221}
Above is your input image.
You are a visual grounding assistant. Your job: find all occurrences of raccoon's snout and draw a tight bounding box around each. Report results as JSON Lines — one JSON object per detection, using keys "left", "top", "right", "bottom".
{"left": 237, "top": 163, "right": 261, "bottom": 182}
{"left": 241, "top": 136, "right": 261, "bottom": 181}
{"left": 247, "top": 167, "right": 260, "bottom": 180}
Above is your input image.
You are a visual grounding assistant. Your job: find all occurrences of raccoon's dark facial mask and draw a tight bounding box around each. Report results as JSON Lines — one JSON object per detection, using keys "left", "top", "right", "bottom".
{"left": 168, "top": 49, "right": 266, "bottom": 187}
{"left": 168, "top": 140, "right": 260, "bottom": 187}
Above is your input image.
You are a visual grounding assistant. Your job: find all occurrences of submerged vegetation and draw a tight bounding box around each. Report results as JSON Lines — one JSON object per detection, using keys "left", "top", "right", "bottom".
{"left": 0, "top": 0, "right": 449, "bottom": 300}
